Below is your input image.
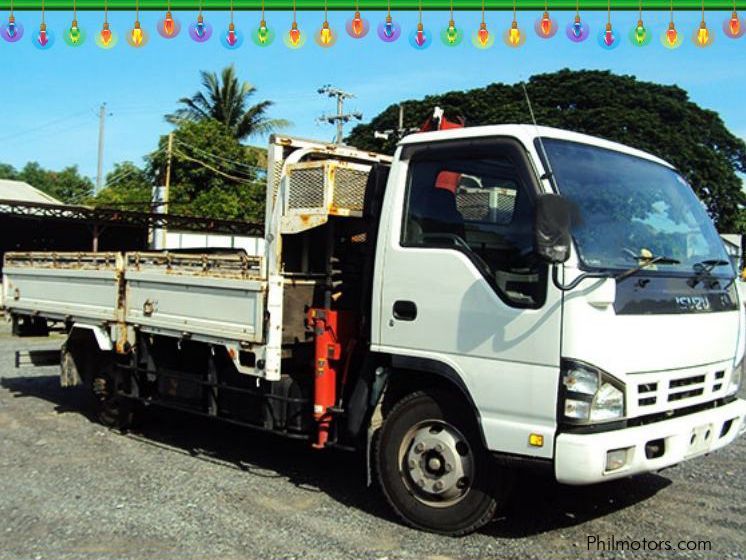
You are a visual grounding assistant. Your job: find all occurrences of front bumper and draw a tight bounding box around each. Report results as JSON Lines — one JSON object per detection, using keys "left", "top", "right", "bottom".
{"left": 555, "top": 398, "right": 746, "bottom": 485}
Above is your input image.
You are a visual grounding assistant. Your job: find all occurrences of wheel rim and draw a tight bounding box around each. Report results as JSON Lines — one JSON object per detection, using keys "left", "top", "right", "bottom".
{"left": 398, "top": 419, "right": 474, "bottom": 508}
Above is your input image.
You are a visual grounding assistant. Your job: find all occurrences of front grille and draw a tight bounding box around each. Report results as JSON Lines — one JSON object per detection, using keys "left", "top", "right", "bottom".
{"left": 632, "top": 363, "right": 730, "bottom": 414}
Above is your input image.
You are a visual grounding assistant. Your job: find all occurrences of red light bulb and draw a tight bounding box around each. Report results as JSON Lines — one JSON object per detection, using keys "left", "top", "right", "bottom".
{"left": 163, "top": 11, "right": 175, "bottom": 35}
{"left": 666, "top": 21, "right": 677, "bottom": 45}
{"left": 289, "top": 21, "right": 300, "bottom": 45}
{"left": 100, "top": 21, "right": 112, "bottom": 45}
{"left": 415, "top": 21, "right": 425, "bottom": 46}
{"left": 38, "top": 22, "right": 48, "bottom": 46}
{"left": 351, "top": 11, "right": 363, "bottom": 36}
{"left": 478, "top": 21, "right": 489, "bottom": 45}
{"left": 603, "top": 22, "right": 614, "bottom": 46}
{"left": 540, "top": 11, "right": 552, "bottom": 36}
{"left": 729, "top": 11, "right": 740, "bottom": 36}
{"left": 226, "top": 22, "right": 237, "bottom": 45}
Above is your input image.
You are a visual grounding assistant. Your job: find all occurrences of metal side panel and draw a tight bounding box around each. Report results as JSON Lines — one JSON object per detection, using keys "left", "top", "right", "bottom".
{"left": 125, "top": 270, "right": 265, "bottom": 343}
{"left": 2, "top": 266, "right": 121, "bottom": 322}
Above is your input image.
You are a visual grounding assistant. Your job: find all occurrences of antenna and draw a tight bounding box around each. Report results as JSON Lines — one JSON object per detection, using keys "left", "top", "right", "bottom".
{"left": 521, "top": 81, "right": 557, "bottom": 191}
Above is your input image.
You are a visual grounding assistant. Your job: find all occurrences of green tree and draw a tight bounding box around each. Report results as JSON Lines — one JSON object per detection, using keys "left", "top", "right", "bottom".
{"left": 147, "top": 119, "right": 265, "bottom": 222}
{"left": 0, "top": 163, "right": 18, "bottom": 180}
{"left": 347, "top": 69, "right": 746, "bottom": 232}
{"left": 0, "top": 161, "right": 93, "bottom": 204}
{"left": 166, "top": 65, "right": 289, "bottom": 142}
{"left": 92, "top": 162, "right": 153, "bottom": 212}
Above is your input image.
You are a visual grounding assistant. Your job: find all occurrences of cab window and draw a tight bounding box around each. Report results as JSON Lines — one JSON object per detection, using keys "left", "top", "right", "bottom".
{"left": 402, "top": 145, "right": 545, "bottom": 307}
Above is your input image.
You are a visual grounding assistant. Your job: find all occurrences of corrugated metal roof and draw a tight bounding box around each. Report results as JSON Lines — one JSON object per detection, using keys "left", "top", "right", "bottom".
{"left": 0, "top": 180, "right": 62, "bottom": 205}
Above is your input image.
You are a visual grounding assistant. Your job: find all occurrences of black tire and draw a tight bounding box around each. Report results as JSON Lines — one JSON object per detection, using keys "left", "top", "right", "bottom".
{"left": 375, "top": 390, "right": 508, "bottom": 536}
{"left": 91, "top": 370, "right": 135, "bottom": 430}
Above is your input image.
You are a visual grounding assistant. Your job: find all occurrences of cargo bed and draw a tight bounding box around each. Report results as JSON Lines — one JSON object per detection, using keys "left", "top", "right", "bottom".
{"left": 2, "top": 251, "right": 266, "bottom": 346}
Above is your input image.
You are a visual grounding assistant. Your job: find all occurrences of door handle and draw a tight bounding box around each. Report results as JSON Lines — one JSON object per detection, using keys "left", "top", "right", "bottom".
{"left": 393, "top": 300, "right": 417, "bottom": 321}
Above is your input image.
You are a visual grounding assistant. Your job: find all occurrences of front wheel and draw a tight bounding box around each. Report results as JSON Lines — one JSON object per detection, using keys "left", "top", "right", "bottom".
{"left": 375, "top": 390, "right": 509, "bottom": 536}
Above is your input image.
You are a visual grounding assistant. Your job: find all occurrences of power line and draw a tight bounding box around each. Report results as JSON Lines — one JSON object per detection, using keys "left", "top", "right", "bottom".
{"left": 172, "top": 149, "right": 258, "bottom": 184}
{"left": 0, "top": 110, "right": 93, "bottom": 143}
{"left": 174, "top": 139, "right": 265, "bottom": 174}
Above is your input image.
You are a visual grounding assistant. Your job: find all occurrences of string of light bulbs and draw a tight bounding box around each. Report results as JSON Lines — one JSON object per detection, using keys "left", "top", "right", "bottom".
{"left": 3, "top": 1, "right": 743, "bottom": 51}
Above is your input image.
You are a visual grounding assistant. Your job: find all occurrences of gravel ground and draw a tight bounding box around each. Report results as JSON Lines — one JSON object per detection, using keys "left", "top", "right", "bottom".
{"left": 0, "top": 322, "right": 744, "bottom": 560}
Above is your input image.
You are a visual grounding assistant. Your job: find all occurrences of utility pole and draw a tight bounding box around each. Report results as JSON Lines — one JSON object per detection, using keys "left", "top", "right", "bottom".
{"left": 374, "top": 103, "right": 419, "bottom": 141}
{"left": 95, "top": 103, "right": 110, "bottom": 195}
{"left": 317, "top": 85, "right": 362, "bottom": 144}
{"left": 160, "top": 133, "right": 174, "bottom": 249}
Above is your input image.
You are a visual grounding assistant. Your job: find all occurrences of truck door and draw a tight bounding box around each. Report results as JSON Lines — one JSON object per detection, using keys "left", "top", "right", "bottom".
{"left": 374, "top": 137, "right": 563, "bottom": 458}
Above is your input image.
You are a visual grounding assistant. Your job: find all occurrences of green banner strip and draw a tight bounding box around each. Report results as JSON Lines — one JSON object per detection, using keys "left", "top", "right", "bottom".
{"left": 4, "top": 0, "right": 740, "bottom": 9}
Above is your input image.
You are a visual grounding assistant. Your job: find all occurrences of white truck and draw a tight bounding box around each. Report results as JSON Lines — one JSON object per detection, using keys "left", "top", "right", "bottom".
{"left": 3, "top": 126, "right": 745, "bottom": 536}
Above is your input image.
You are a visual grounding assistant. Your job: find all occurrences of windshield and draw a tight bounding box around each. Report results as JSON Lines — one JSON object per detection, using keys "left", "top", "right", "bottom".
{"left": 540, "top": 138, "right": 732, "bottom": 276}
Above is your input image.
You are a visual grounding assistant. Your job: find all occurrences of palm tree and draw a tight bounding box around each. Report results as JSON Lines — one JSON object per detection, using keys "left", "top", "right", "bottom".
{"left": 166, "top": 65, "right": 289, "bottom": 141}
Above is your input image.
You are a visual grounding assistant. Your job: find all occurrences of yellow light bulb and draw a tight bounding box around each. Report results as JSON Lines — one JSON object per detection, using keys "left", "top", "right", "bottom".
{"left": 320, "top": 21, "right": 331, "bottom": 44}
{"left": 131, "top": 20, "right": 143, "bottom": 45}
{"left": 509, "top": 20, "right": 520, "bottom": 45}
{"left": 696, "top": 20, "right": 709, "bottom": 45}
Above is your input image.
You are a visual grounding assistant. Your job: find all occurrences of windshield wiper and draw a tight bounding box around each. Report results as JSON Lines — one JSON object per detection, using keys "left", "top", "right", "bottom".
{"left": 689, "top": 259, "right": 731, "bottom": 288}
{"left": 617, "top": 254, "right": 681, "bottom": 282}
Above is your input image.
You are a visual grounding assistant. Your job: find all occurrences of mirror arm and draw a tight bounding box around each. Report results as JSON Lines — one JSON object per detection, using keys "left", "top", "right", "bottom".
{"left": 551, "top": 265, "right": 610, "bottom": 292}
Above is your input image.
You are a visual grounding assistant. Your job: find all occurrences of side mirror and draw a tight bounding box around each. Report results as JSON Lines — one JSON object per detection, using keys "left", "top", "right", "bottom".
{"left": 534, "top": 193, "right": 573, "bottom": 264}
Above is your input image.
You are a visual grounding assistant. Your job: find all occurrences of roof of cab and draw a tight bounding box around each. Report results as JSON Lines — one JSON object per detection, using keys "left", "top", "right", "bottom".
{"left": 397, "top": 124, "right": 674, "bottom": 169}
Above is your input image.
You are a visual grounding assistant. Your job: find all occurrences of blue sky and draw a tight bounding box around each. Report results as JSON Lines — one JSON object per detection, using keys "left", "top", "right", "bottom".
{"left": 2, "top": 8, "right": 746, "bottom": 181}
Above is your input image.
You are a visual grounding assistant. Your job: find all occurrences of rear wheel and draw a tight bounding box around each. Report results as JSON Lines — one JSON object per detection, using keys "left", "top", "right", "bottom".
{"left": 375, "top": 390, "right": 508, "bottom": 536}
{"left": 91, "top": 369, "right": 135, "bottom": 430}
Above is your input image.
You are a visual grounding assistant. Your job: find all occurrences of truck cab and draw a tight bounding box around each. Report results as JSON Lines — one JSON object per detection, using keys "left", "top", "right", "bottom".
{"left": 363, "top": 125, "right": 745, "bottom": 532}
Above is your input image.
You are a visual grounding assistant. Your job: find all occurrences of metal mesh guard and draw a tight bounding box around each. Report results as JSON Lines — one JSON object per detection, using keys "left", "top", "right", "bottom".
{"left": 287, "top": 167, "right": 326, "bottom": 209}
{"left": 333, "top": 167, "right": 369, "bottom": 213}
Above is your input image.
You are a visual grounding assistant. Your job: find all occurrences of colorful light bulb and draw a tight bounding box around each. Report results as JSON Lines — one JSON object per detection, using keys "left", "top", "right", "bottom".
{"left": 634, "top": 19, "right": 646, "bottom": 44}
{"left": 100, "top": 21, "right": 112, "bottom": 45}
{"left": 37, "top": 22, "right": 48, "bottom": 46}
{"left": 377, "top": 14, "right": 400, "bottom": 42}
{"left": 666, "top": 21, "right": 678, "bottom": 45}
{"left": 478, "top": 21, "right": 489, "bottom": 45}
{"left": 351, "top": 11, "right": 363, "bottom": 35}
{"left": 257, "top": 19, "right": 268, "bottom": 43}
{"left": 3, "top": 13, "right": 24, "bottom": 42}
{"left": 7, "top": 14, "right": 16, "bottom": 37}
{"left": 696, "top": 20, "right": 709, "bottom": 46}
{"left": 415, "top": 21, "right": 425, "bottom": 46}
{"left": 508, "top": 20, "right": 521, "bottom": 45}
{"left": 383, "top": 14, "right": 394, "bottom": 37}
{"left": 130, "top": 20, "right": 143, "bottom": 45}
{"left": 289, "top": 21, "right": 300, "bottom": 45}
{"left": 319, "top": 20, "right": 331, "bottom": 44}
{"left": 725, "top": 10, "right": 743, "bottom": 37}
{"left": 603, "top": 22, "right": 614, "bottom": 46}
{"left": 189, "top": 14, "right": 212, "bottom": 42}
{"left": 730, "top": 11, "right": 740, "bottom": 35}
{"left": 64, "top": 18, "right": 86, "bottom": 46}
{"left": 163, "top": 11, "right": 175, "bottom": 35}
{"left": 226, "top": 21, "right": 237, "bottom": 45}
{"left": 446, "top": 19, "right": 457, "bottom": 43}
{"left": 572, "top": 14, "right": 582, "bottom": 38}
{"left": 540, "top": 11, "right": 552, "bottom": 36}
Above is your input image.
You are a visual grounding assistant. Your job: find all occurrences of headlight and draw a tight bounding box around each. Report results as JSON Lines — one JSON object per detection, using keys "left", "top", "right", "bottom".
{"left": 560, "top": 360, "right": 626, "bottom": 424}
{"left": 729, "top": 361, "right": 743, "bottom": 395}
